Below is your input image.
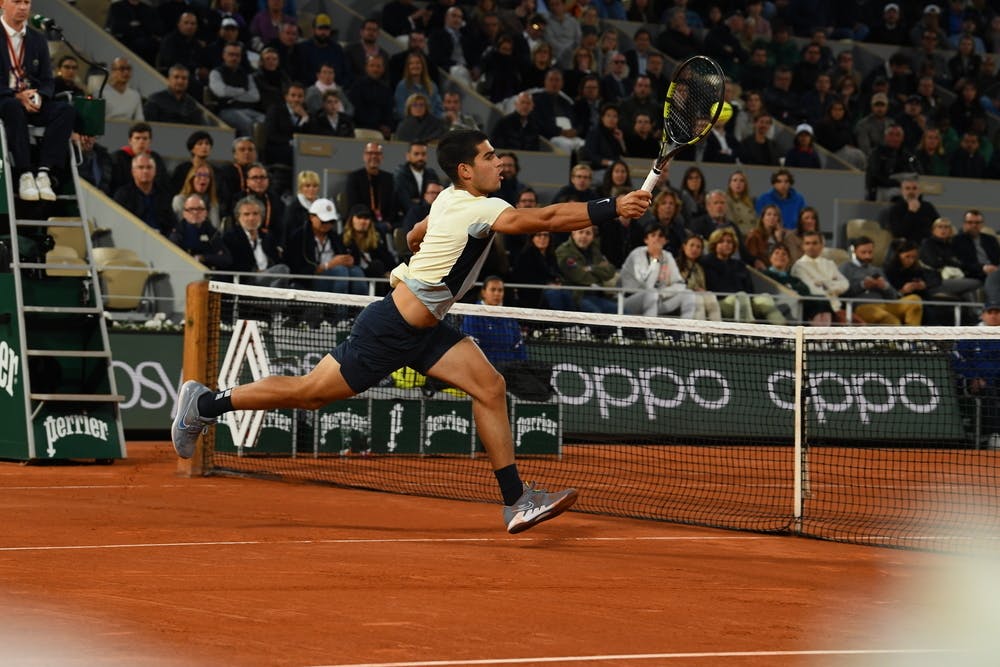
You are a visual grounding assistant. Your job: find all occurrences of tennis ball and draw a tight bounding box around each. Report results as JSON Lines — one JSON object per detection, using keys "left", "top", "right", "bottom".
{"left": 711, "top": 102, "right": 733, "bottom": 125}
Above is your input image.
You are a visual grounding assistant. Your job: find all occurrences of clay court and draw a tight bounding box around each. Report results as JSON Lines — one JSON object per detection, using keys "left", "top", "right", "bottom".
{"left": 0, "top": 442, "right": 993, "bottom": 667}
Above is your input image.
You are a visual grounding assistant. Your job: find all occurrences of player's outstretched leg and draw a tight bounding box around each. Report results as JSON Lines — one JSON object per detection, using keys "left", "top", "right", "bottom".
{"left": 171, "top": 380, "right": 217, "bottom": 458}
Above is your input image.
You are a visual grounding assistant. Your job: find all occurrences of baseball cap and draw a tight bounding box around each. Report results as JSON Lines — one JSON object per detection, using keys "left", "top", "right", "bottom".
{"left": 871, "top": 92, "right": 889, "bottom": 105}
{"left": 314, "top": 13, "right": 332, "bottom": 27}
{"left": 795, "top": 123, "right": 813, "bottom": 135}
{"left": 906, "top": 94, "right": 923, "bottom": 104}
{"left": 221, "top": 17, "right": 239, "bottom": 28}
{"left": 348, "top": 203, "right": 375, "bottom": 219}
{"left": 884, "top": 2, "right": 900, "bottom": 11}
{"left": 924, "top": 4, "right": 941, "bottom": 13}
{"left": 309, "top": 198, "right": 339, "bottom": 222}
{"left": 984, "top": 300, "right": 1000, "bottom": 311}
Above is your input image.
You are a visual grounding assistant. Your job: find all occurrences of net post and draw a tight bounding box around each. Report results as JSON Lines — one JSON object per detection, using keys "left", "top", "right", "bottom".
{"left": 792, "top": 326, "right": 804, "bottom": 533}
{"left": 177, "top": 280, "right": 214, "bottom": 477}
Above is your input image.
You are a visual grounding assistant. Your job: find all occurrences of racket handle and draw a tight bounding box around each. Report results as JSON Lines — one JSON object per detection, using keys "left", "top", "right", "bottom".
{"left": 640, "top": 167, "right": 661, "bottom": 193}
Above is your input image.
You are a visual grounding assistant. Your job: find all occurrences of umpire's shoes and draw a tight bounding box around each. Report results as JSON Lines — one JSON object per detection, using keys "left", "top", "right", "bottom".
{"left": 504, "top": 482, "right": 579, "bottom": 534}
{"left": 171, "top": 380, "right": 217, "bottom": 458}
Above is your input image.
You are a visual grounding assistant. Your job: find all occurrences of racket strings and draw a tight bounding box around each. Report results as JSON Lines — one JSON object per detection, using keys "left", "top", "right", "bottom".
{"left": 666, "top": 58, "right": 724, "bottom": 145}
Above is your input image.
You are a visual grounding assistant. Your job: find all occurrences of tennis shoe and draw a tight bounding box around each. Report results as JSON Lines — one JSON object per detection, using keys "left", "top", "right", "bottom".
{"left": 34, "top": 171, "right": 56, "bottom": 201}
{"left": 18, "top": 173, "right": 38, "bottom": 201}
{"left": 504, "top": 482, "right": 579, "bottom": 534}
{"left": 171, "top": 380, "right": 217, "bottom": 459}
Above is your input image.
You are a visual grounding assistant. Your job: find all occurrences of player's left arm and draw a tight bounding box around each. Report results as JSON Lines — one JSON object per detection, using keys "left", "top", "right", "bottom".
{"left": 406, "top": 217, "right": 428, "bottom": 253}
{"left": 492, "top": 190, "right": 651, "bottom": 236}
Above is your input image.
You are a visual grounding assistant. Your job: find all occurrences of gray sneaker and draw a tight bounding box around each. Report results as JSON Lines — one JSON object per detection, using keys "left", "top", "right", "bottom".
{"left": 503, "top": 482, "right": 579, "bottom": 534}
{"left": 171, "top": 380, "right": 217, "bottom": 458}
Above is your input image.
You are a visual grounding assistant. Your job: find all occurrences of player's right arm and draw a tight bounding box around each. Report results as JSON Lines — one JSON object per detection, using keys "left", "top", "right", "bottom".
{"left": 492, "top": 190, "right": 651, "bottom": 236}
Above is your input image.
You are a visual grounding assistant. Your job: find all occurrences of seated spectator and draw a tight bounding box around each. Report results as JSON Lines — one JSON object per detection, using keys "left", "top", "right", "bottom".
{"left": 700, "top": 228, "right": 785, "bottom": 324}
{"left": 263, "top": 82, "right": 309, "bottom": 166}
{"left": 624, "top": 111, "right": 659, "bottom": 159}
{"left": 896, "top": 94, "right": 928, "bottom": 151}
{"left": 53, "top": 56, "right": 85, "bottom": 98}
{"left": 840, "top": 235, "right": 923, "bottom": 325}
{"left": 950, "top": 130, "right": 987, "bottom": 178}
{"left": 689, "top": 189, "right": 748, "bottom": 260}
{"left": 790, "top": 230, "right": 849, "bottom": 318}
{"left": 763, "top": 66, "right": 799, "bottom": 126}
{"left": 533, "top": 68, "right": 585, "bottom": 155}
{"left": 305, "top": 64, "right": 351, "bottom": 117}
{"left": 724, "top": 170, "right": 756, "bottom": 239}
{"left": 110, "top": 122, "right": 168, "bottom": 196}
{"left": 345, "top": 18, "right": 391, "bottom": 87}
{"left": 855, "top": 92, "right": 894, "bottom": 155}
{"left": 428, "top": 5, "right": 480, "bottom": 88}
{"left": 201, "top": 16, "right": 250, "bottom": 75}
{"left": 218, "top": 137, "right": 258, "bottom": 218}
{"left": 785, "top": 207, "right": 820, "bottom": 265}
{"left": 953, "top": 209, "right": 1000, "bottom": 281}
{"left": 883, "top": 238, "right": 949, "bottom": 323}
{"left": 264, "top": 21, "right": 301, "bottom": 80}
{"left": 144, "top": 65, "right": 207, "bottom": 126}
{"left": 461, "top": 277, "right": 528, "bottom": 364}
{"left": 733, "top": 91, "right": 771, "bottom": 142}
{"left": 340, "top": 205, "right": 394, "bottom": 283}
{"left": 599, "top": 160, "right": 633, "bottom": 198}
{"left": 644, "top": 190, "right": 688, "bottom": 256}
{"left": 171, "top": 163, "right": 222, "bottom": 229}
{"left": 599, "top": 51, "right": 631, "bottom": 104}
{"left": 866, "top": 124, "right": 918, "bottom": 201}
{"left": 703, "top": 10, "right": 747, "bottom": 78}
{"left": 739, "top": 46, "right": 772, "bottom": 93}
{"left": 739, "top": 113, "right": 781, "bottom": 166}
{"left": 579, "top": 102, "right": 626, "bottom": 172}
{"left": 170, "top": 130, "right": 217, "bottom": 195}
{"left": 550, "top": 163, "right": 599, "bottom": 248}
{"left": 887, "top": 178, "right": 940, "bottom": 243}
{"left": 282, "top": 170, "right": 323, "bottom": 241}
{"left": 286, "top": 198, "right": 364, "bottom": 293}
{"left": 913, "top": 126, "right": 950, "bottom": 176}
{"left": 251, "top": 47, "right": 290, "bottom": 113}
{"left": 344, "top": 142, "right": 398, "bottom": 232}
{"left": 555, "top": 225, "right": 618, "bottom": 313}
{"left": 564, "top": 46, "right": 599, "bottom": 104}
{"left": 223, "top": 196, "right": 291, "bottom": 287}
{"left": 679, "top": 166, "right": 707, "bottom": 220}
{"left": 394, "top": 51, "right": 443, "bottom": 120}
{"left": 156, "top": 11, "right": 204, "bottom": 80}
{"left": 113, "top": 154, "right": 175, "bottom": 236}
{"left": 441, "top": 89, "right": 481, "bottom": 132}
{"left": 765, "top": 243, "right": 833, "bottom": 325}
{"left": 491, "top": 91, "right": 542, "bottom": 151}
{"left": 395, "top": 93, "right": 448, "bottom": 143}
{"left": 78, "top": 135, "right": 114, "bottom": 195}
{"left": 295, "top": 14, "right": 352, "bottom": 89}
{"left": 241, "top": 163, "right": 285, "bottom": 246}
{"left": 755, "top": 168, "right": 805, "bottom": 231}
{"left": 249, "top": 0, "right": 296, "bottom": 53}
{"left": 511, "top": 228, "right": 574, "bottom": 310}
{"left": 598, "top": 209, "right": 644, "bottom": 271}
{"left": 477, "top": 34, "right": 522, "bottom": 104}
{"left": 656, "top": 5, "right": 702, "bottom": 60}
{"left": 674, "top": 233, "right": 722, "bottom": 320}
{"left": 953, "top": 301, "right": 1000, "bottom": 445}
{"left": 169, "top": 194, "right": 232, "bottom": 270}
{"left": 209, "top": 43, "right": 265, "bottom": 138}
{"left": 745, "top": 204, "right": 785, "bottom": 270}
{"left": 305, "top": 91, "right": 355, "bottom": 137}
{"left": 400, "top": 179, "right": 445, "bottom": 236}
{"left": 814, "top": 101, "right": 867, "bottom": 171}
{"left": 621, "top": 223, "right": 697, "bottom": 318}
{"left": 106, "top": 0, "right": 163, "bottom": 66}
{"left": 617, "top": 75, "right": 659, "bottom": 135}
{"left": 784, "top": 124, "right": 822, "bottom": 169}
{"left": 919, "top": 217, "right": 983, "bottom": 312}
{"left": 948, "top": 35, "right": 983, "bottom": 93}
{"left": 103, "top": 58, "right": 145, "bottom": 121}
{"left": 393, "top": 141, "right": 441, "bottom": 220}
{"left": 800, "top": 72, "right": 834, "bottom": 125}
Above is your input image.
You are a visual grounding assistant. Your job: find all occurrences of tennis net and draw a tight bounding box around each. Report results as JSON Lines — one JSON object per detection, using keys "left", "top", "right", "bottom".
{"left": 186, "top": 280, "right": 1000, "bottom": 555}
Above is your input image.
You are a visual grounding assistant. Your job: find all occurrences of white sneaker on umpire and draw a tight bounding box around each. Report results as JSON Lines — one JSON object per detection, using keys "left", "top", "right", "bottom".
{"left": 18, "top": 173, "right": 38, "bottom": 201}
{"left": 34, "top": 171, "right": 56, "bottom": 201}
{"left": 503, "top": 482, "right": 579, "bottom": 534}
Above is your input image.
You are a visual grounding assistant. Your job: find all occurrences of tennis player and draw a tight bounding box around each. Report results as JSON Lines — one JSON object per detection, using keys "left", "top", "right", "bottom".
{"left": 172, "top": 129, "right": 652, "bottom": 533}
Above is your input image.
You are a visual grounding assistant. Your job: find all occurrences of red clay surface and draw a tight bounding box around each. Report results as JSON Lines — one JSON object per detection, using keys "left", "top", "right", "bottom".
{"left": 0, "top": 442, "right": 985, "bottom": 667}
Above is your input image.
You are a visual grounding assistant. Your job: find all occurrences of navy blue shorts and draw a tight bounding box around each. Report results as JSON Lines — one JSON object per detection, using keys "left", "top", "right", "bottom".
{"left": 331, "top": 295, "right": 466, "bottom": 393}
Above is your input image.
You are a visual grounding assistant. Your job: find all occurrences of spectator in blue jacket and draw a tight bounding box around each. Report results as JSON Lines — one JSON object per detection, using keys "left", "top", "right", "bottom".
{"left": 755, "top": 168, "right": 807, "bottom": 230}
{"left": 461, "top": 276, "right": 527, "bottom": 364}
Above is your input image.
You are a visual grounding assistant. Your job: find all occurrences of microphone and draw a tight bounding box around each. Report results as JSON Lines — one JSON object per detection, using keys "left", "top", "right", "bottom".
{"left": 29, "top": 14, "right": 61, "bottom": 33}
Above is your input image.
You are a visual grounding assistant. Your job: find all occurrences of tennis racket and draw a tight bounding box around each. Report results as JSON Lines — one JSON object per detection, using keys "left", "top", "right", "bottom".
{"left": 640, "top": 55, "right": 726, "bottom": 192}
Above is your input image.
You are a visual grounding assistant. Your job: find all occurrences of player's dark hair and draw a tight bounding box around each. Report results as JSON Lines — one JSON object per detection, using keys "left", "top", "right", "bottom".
{"left": 437, "top": 129, "right": 488, "bottom": 182}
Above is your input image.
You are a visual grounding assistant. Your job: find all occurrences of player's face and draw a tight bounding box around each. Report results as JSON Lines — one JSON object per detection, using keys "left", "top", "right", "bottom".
{"left": 467, "top": 141, "right": 502, "bottom": 194}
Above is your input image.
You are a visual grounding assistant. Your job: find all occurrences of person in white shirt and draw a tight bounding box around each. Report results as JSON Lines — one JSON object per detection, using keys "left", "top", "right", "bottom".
{"left": 790, "top": 230, "right": 849, "bottom": 314}
{"left": 102, "top": 57, "right": 145, "bottom": 121}
{"left": 621, "top": 223, "right": 696, "bottom": 317}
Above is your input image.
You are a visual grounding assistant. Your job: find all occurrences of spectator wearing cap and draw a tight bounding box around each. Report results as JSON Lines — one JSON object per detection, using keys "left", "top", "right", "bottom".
{"left": 755, "top": 168, "right": 807, "bottom": 231}
{"left": 145, "top": 65, "right": 207, "bottom": 126}
{"left": 855, "top": 92, "right": 894, "bottom": 154}
{"left": 287, "top": 198, "right": 366, "bottom": 294}
{"left": 703, "top": 10, "right": 747, "bottom": 77}
{"left": 294, "top": 13, "right": 352, "bottom": 88}
{"left": 224, "top": 196, "right": 291, "bottom": 287}
{"left": 910, "top": 4, "right": 948, "bottom": 48}
{"left": 895, "top": 94, "right": 928, "bottom": 150}
{"left": 865, "top": 124, "right": 918, "bottom": 200}
{"left": 867, "top": 3, "right": 907, "bottom": 46}
{"left": 341, "top": 204, "right": 394, "bottom": 283}
{"left": 201, "top": 16, "right": 249, "bottom": 73}
{"left": 784, "top": 124, "right": 822, "bottom": 169}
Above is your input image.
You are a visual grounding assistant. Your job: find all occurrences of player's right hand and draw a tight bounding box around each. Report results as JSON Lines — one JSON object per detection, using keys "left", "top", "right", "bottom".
{"left": 617, "top": 190, "right": 653, "bottom": 219}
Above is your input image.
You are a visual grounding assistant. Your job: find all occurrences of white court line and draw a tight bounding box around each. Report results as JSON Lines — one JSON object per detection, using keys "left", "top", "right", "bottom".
{"left": 307, "top": 648, "right": 962, "bottom": 667}
{"left": 4, "top": 484, "right": 208, "bottom": 490}
{"left": 0, "top": 535, "right": 767, "bottom": 552}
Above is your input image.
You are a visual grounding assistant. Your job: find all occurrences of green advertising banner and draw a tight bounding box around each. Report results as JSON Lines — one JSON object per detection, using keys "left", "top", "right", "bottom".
{"left": 109, "top": 332, "right": 184, "bottom": 432}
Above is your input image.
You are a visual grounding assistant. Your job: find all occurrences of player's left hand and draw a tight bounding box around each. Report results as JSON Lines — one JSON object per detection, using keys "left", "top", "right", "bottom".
{"left": 617, "top": 190, "right": 653, "bottom": 219}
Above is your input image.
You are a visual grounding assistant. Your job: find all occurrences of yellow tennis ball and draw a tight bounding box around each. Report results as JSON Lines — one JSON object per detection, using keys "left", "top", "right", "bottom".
{"left": 711, "top": 102, "right": 733, "bottom": 125}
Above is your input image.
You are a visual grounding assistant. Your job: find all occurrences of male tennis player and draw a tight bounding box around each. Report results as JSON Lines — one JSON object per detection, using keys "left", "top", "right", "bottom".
{"left": 172, "top": 129, "right": 652, "bottom": 533}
